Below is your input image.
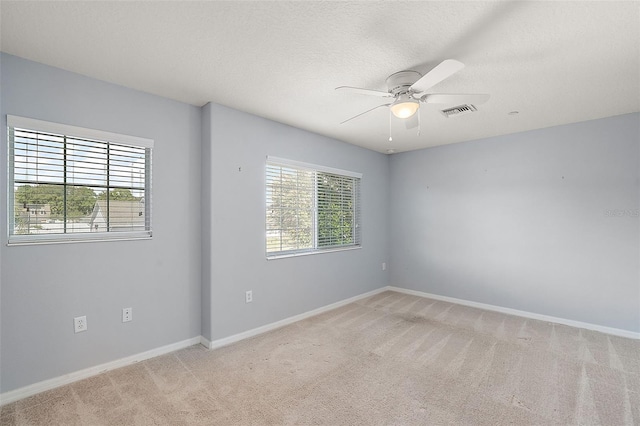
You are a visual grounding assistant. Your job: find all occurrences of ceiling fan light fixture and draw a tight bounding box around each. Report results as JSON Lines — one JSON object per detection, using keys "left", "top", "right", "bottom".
{"left": 390, "top": 95, "right": 419, "bottom": 119}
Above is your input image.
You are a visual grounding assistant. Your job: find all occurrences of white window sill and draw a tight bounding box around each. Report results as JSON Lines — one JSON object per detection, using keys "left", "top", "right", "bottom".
{"left": 266, "top": 245, "right": 361, "bottom": 260}
{"left": 7, "top": 231, "right": 152, "bottom": 246}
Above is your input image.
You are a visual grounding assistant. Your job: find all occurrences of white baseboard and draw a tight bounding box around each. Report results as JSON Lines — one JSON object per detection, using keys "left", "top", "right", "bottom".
{"left": 388, "top": 286, "right": 640, "bottom": 340}
{"left": 204, "top": 287, "right": 389, "bottom": 350}
{"left": 0, "top": 336, "right": 201, "bottom": 406}
{"left": 199, "top": 335, "right": 212, "bottom": 348}
{"left": 1, "top": 287, "right": 389, "bottom": 406}
{"left": 6, "top": 284, "right": 633, "bottom": 406}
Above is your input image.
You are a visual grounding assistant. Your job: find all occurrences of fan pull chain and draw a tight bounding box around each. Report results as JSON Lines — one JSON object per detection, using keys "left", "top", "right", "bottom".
{"left": 388, "top": 112, "right": 393, "bottom": 142}
{"left": 417, "top": 110, "right": 421, "bottom": 136}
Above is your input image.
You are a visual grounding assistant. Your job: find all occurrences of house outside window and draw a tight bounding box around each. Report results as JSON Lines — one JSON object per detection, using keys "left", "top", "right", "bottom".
{"left": 7, "top": 115, "right": 153, "bottom": 244}
{"left": 266, "top": 156, "right": 361, "bottom": 258}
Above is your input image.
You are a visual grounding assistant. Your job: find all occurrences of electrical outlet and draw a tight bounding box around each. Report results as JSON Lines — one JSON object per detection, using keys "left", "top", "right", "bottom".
{"left": 122, "top": 307, "right": 132, "bottom": 323}
{"left": 74, "top": 316, "right": 87, "bottom": 333}
{"left": 382, "top": 262, "right": 387, "bottom": 271}
{"left": 245, "top": 290, "right": 253, "bottom": 303}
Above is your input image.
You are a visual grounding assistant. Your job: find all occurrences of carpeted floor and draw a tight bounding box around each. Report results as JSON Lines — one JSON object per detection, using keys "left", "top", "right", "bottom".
{"left": 1, "top": 290, "right": 639, "bottom": 425}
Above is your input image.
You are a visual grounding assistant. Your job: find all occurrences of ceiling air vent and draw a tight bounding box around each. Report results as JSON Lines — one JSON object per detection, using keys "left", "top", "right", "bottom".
{"left": 441, "top": 104, "right": 477, "bottom": 118}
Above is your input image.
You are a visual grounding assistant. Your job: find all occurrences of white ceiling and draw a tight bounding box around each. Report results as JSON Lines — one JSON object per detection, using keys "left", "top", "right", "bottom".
{"left": 1, "top": 1, "right": 639, "bottom": 154}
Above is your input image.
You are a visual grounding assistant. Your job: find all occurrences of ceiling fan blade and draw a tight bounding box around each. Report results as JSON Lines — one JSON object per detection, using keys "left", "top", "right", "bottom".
{"left": 410, "top": 59, "right": 465, "bottom": 93}
{"left": 404, "top": 114, "right": 419, "bottom": 130}
{"left": 335, "top": 86, "right": 393, "bottom": 97}
{"left": 420, "top": 93, "right": 490, "bottom": 105}
{"left": 340, "top": 103, "right": 391, "bottom": 124}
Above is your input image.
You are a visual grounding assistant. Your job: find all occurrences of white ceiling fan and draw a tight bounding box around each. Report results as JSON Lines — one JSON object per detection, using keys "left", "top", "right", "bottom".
{"left": 336, "top": 59, "right": 489, "bottom": 128}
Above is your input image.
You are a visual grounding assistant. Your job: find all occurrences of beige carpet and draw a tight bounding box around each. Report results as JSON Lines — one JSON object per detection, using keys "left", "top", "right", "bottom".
{"left": 1, "top": 290, "right": 639, "bottom": 425}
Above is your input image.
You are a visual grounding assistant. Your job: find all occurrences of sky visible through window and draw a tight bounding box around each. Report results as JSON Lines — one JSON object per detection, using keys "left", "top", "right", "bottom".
{"left": 11, "top": 127, "right": 148, "bottom": 237}
{"left": 266, "top": 162, "right": 360, "bottom": 256}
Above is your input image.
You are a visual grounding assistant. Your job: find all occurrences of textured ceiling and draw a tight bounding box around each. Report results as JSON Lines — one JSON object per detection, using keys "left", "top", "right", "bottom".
{"left": 1, "top": 1, "right": 639, "bottom": 153}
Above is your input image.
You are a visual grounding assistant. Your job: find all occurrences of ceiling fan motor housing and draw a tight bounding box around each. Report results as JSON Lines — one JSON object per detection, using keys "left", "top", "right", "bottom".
{"left": 386, "top": 70, "right": 422, "bottom": 95}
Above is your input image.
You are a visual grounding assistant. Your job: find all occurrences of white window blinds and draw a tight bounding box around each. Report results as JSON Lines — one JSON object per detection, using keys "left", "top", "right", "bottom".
{"left": 266, "top": 157, "right": 361, "bottom": 258}
{"left": 8, "top": 115, "right": 153, "bottom": 244}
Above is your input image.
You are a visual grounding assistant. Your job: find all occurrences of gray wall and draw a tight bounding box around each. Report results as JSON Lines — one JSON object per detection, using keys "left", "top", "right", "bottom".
{"left": 390, "top": 113, "right": 640, "bottom": 332}
{"left": 202, "top": 102, "right": 390, "bottom": 340}
{"left": 201, "top": 103, "right": 213, "bottom": 341}
{"left": 0, "top": 54, "right": 203, "bottom": 392}
{"left": 0, "top": 54, "right": 390, "bottom": 393}
{"left": 3, "top": 51, "right": 636, "bottom": 396}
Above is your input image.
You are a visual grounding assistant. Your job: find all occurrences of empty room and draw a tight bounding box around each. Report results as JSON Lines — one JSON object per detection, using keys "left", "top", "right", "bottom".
{"left": 0, "top": 1, "right": 638, "bottom": 425}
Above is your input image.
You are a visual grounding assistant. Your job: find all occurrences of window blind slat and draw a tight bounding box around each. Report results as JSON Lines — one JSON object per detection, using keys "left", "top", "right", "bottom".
{"left": 266, "top": 159, "right": 361, "bottom": 257}
{"left": 8, "top": 116, "right": 153, "bottom": 244}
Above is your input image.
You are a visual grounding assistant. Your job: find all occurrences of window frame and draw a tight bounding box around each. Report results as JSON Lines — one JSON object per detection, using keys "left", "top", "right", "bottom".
{"left": 265, "top": 156, "right": 362, "bottom": 259}
{"left": 7, "top": 115, "right": 153, "bottom": 246}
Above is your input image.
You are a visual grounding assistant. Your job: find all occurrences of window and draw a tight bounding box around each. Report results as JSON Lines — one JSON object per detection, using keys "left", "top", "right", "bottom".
{"left": 266, "top": 156, "right": 361, "bottom": 258}
{"left": 7, "top": 115, "right": 153, "bottom": 244}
